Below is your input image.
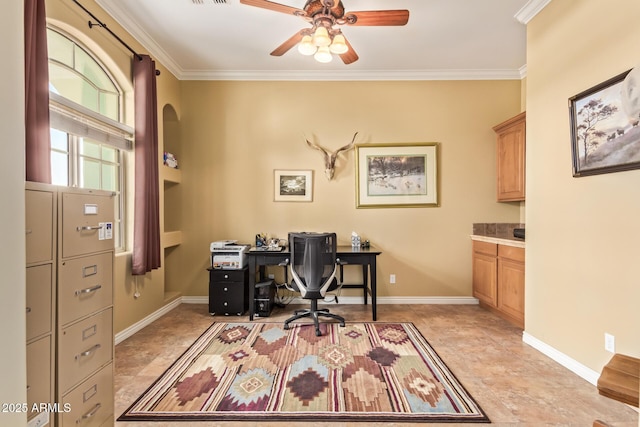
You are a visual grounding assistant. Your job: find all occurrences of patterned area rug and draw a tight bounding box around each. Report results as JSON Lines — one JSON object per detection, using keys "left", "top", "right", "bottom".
{"left": 118, "top": 322, "right": 490, "bottom": 423}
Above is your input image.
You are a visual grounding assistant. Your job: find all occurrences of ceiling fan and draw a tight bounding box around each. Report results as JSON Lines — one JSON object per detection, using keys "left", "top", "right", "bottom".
{"left": 239, "top": 0, "right": 409, "bottom": 64}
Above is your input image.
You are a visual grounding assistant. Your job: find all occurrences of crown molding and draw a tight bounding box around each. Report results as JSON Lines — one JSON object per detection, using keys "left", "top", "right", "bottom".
{"left": 515, "top": 0, "right": 553, "bottom": 24}
{"left": 95, "top": 0, "right": 183, "bottom": 79}
{"left": 519, "top": 64, "right": 528, "bottom": 79}
{"left": 179, "top": 68, "right": 525, "bottom": 81}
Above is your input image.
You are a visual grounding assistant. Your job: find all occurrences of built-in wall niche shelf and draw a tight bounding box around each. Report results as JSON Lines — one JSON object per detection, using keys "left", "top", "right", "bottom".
{"left": 163, "top": 231, "right": 182, "bottom": 248}
{"left": 162, "top": 166, "right": 181, "bottom": 184}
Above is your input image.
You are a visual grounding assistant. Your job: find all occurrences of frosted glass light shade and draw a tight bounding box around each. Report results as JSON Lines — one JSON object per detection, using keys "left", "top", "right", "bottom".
{"left": 312, "top": 27, "right": 331, "bottom": 47}
{"left": 297, "top": 35, "right": 317, "bottom": 55}
{"left": 314, "top": 46, "right": 333, "bottom": 63}
{"left": 329, "top": 34, "right": 348, "bottom": 54}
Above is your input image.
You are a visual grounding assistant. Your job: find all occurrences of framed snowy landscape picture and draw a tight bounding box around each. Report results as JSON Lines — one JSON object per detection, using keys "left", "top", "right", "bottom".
{"left": 355, "top": 143, "right": 439, "bottom": 208}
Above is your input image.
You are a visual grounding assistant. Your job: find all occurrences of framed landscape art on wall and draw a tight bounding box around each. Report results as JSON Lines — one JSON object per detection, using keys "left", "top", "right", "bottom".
{"left": 274, "top": 169, "right": 313, "bottom": 202}
{"left": 569, "top": 68, "right": 640, "bottom": 176}
{"left": 355, "top": 143, "right": 439, "bottom": 208}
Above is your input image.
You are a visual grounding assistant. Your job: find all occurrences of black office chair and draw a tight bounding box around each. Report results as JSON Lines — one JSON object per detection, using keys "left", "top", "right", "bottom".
{"left": 284, "top": 232, "right": 345, "bottom": 336}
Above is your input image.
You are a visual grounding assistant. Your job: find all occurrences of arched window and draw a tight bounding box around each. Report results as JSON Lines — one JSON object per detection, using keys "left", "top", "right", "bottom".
{"left": 47, "top": 27, "right": 132, "bottom": 250}
{"left": 48, "top": 27, "right": 121, "bottom": 121}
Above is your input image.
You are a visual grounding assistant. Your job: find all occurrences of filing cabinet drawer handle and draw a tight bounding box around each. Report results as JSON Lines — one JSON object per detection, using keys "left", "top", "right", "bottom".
{"left": 76, "top": 402, "right": 101, "bottom": 424}
{"left": 75, "top": 344, "right": 101, "bottom": 360}
{"left": 26, "top": 229, "right": 33, "bottom": 235}
{"left": 75, "top": 284, "right": 102, "bottom": 296}
{"left": 76, "top": 225, "right": 102, "bottom": 232}
{"left": 26, "top": 307, "right": 32, "bottom": 313}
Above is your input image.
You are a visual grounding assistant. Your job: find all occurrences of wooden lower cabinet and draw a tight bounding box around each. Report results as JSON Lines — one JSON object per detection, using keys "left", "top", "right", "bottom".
{"left": 472, "top": 240, "right": 525, "bottom": 327}
{"left": 472, "top": 241, "right": 498, "bottom": 306}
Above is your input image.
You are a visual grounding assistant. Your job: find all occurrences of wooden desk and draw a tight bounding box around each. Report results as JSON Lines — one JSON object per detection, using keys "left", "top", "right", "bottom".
{"left": 247, "top": 245, "right": 381, "bottom": 321}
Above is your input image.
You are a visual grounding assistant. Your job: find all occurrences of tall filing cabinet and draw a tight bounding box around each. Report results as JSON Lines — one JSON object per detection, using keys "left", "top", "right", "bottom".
{"left": 25, "top": 182, "right": 56, "bottom": 426}
{"left": 25, "top": 183, "right": 115, "bottom": 427}
{"left": 57, "top": 188, "right": 115, "bottom": 427}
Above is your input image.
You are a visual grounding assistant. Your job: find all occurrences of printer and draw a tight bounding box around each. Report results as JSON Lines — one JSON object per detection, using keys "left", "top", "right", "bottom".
{"left": 210, "top": 240, "right": 250, "bottom": 269}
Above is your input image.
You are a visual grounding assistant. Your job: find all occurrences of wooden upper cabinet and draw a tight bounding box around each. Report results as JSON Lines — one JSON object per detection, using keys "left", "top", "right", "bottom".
{"left": 493, "top": 112, "right": 526, "bottom": 202}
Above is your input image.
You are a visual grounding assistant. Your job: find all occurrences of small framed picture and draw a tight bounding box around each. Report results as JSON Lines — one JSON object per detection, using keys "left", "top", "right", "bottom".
{"left": 274, "top": 170, "right": 313, "bottom": 202}
{"left": 355, "top": 143, "right": 439, "bottom": 208}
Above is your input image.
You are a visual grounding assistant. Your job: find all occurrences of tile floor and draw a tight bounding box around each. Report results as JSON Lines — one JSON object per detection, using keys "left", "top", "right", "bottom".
{"left": 114, "top": 303, "right": 639, "bottom": 427}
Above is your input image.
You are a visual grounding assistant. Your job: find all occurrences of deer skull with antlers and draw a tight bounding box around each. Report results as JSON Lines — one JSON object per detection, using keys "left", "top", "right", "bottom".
{"left": 306, "top": 132, "right": 358, "bottom": 180}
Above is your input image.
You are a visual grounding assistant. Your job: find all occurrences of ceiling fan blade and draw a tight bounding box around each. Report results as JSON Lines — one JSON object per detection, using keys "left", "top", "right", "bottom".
{"left": 270, "top": 31, "right": 304, "bottom": 56}
{"left": 339, "top": 36, "right": 359, "bottom": 65}
{"left": 239, "top": 0, "right": 305, "bottom": 17}
{"left": 344, "top": 10, "right": 410, "bottom": 26}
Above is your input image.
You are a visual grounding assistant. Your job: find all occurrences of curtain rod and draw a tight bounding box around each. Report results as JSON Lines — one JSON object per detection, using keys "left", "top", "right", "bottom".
{"left": 72, "top": 0, "right": 160, "bottom": 75}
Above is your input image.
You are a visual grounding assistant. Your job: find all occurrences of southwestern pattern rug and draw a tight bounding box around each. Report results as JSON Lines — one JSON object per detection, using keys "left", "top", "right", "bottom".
{"left": 118, "top": 322, "right": 490, "bottom": 423}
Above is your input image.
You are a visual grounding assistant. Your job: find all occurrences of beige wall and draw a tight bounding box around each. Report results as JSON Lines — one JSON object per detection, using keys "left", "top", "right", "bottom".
{"left": 1, "top": 0, "right": 27, "bottom": 423}
{"left": 526, "top": 0, "right": 640, "bottom": 372}
{"left": 46, "top": 0, "right": 184, "bottom": 333}
{"left": 174, "top": 80, "right": 522, "bottom": 298}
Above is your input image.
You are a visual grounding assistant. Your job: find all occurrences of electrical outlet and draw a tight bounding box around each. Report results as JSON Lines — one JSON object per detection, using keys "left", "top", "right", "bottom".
{"left": 604, "top": 333, "right": 615, "bottom": 353}
{"left": 267, "top": 274, "right": 275, "bottom": 279}
{"left": 390, "top": 274, "right": 396, "bottom": 284}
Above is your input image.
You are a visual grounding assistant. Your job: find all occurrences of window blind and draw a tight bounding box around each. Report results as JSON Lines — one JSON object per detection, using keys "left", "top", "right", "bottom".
{"left": 49, "top": 92, "right": 133, "bottom": 151}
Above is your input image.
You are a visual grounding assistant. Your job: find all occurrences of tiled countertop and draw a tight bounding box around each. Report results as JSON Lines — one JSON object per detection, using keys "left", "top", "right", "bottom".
{"left": 470, "top": 222, "right": 525, "bottom": 248}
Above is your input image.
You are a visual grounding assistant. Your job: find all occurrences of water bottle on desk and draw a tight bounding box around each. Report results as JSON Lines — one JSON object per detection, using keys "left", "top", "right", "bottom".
{"left": 351, "top": 232, "right": 361, "bottom": 249}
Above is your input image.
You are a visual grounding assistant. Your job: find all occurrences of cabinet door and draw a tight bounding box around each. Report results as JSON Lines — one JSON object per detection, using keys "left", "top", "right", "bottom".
{"left": 495, "top": 112, "right": 526, "bottom": 201}
{"left": 472, "top": 252, "right": 497, "bottom": 306}
{"left": 497, "top": 258, "right": 525, "bottom": 327}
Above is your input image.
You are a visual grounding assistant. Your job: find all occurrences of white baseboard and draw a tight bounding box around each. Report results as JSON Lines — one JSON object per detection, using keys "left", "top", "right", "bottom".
{"left": 114, "top": 298, "right": 182, "bottom": 345}
{"left": 114, "top": 296, "right": 477, "bottom": 344}
{"left": 181, "top": 296, "right": 208, "bottom": 304}
{"left": 522, "top": 331, "right": 600, "bottom": 386}
{"left": 182, "top": 295, "right": 479, "bottom": 305}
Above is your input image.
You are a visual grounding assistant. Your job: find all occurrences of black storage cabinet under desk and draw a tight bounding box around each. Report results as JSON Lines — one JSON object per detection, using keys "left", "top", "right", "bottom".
{"left": 208, "top": 267, "right": 249, "bottom": 316}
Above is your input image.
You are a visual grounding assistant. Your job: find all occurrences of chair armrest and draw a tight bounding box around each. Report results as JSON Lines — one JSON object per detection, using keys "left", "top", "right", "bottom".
{"left": 278, "top": 258, "right": 290, "bottom": 267}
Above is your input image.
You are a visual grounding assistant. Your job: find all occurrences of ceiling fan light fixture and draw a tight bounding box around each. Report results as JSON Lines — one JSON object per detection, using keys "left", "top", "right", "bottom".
{"left": 314, "top": 45, "right": 333, "bottom": 63}
{"left": 312, "top": 26, "right": 331, "bottom": 47}
{"left": 298, "top": 35, "right": 317, "bottom": 55}
{"left": 329, "top": 33, "right": 348, "bottom": 54}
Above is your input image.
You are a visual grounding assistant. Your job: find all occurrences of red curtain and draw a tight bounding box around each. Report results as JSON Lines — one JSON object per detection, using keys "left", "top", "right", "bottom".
{"left": 132, "top": 55, "right": 161, "bottom": 275}
{"left": 24, "top": 0, "right": 51, "bottom": 183}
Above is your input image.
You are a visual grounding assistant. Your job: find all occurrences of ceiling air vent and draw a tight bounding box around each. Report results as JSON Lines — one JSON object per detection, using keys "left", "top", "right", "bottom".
{"left": 192, "top": 0, "right": 227, "bottom": 3}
